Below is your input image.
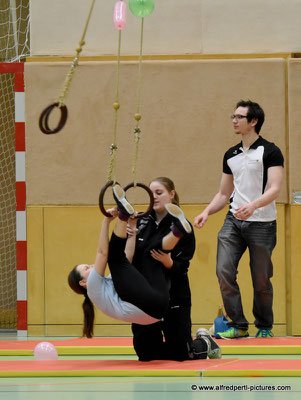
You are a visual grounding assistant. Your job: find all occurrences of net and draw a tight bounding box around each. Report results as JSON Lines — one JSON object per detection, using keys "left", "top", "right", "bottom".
{"left": 0, "top": 0, "right": 29, "bottom": 330}
{"left": 0, "top": 0, "right": 30, "bottom": 63}
{"left": 0, "top": 71, "right": 17, "bottom": 329}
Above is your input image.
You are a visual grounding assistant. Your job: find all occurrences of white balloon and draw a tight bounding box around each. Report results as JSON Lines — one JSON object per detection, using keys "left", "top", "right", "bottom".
{"left": 34, "top": 342, "right": 58, "bottom": 360}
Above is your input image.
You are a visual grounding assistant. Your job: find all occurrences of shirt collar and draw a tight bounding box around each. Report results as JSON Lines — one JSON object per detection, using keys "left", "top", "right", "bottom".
{"left": 240, "top": 135, "right": 262, "bottom": 150}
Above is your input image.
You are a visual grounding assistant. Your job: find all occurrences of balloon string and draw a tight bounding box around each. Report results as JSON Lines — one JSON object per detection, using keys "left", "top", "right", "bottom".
{"left": 115, "top": 29, "right": 122, "bottom": 102}
{"left": 58, "top": 0, "right": 96, "bottom": 107}
{"left": 132, "top": 17, "right": 144, "bottom": 186}
{"left": 135, "top": 17, "right": 144, "bottom": 117}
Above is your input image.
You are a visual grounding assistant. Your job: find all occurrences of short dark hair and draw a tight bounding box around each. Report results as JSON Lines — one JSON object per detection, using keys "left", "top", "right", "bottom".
{"left": 236, "top": 100, "right": 265, "bottom": 134}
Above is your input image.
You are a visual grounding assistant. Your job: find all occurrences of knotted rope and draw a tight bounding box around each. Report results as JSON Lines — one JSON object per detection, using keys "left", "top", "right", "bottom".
{"left": 58, "top": 0, "right": 96, "bottom": 107}
{"left": 107, "top": 29, "right": 122, "bottom": 183}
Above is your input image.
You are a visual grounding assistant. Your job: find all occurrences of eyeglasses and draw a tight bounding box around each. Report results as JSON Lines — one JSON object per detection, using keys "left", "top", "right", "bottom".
{"left": 231, "top": 114, "right": 248, "bottom": 121}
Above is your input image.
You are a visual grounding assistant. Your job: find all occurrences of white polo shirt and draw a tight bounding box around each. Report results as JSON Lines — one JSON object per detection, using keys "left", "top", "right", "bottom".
{"left": 223, "top": 136, "right": 284, "bottom": 222}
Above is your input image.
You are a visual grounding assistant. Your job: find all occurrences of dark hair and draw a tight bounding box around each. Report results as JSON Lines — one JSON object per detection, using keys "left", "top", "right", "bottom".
{"left": 235, "top": 99, "right": 265, "bottom": 134}
{"left": 150, "top": 177, "right": 180, "bottom": 206}
{"left": 68, "top": 266, "right": 95, "bottom": 338}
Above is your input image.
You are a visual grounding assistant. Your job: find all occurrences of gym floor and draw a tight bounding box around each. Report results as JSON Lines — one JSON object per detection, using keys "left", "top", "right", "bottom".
{"left": 0, "top": 375, "right": 300, "bottom": 400}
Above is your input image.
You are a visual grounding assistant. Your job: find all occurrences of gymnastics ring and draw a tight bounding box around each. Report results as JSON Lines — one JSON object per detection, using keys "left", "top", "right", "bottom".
{"left": 39, "top": 102, "right": 68, "bottom": 134}
{"left": 98, "top": 181, "right": 154, "bottom": 219}
{"left": 99, "top": 180, "right": 116, "bottom": 217}
{"left": 123, "top": 182, "right": 154, "bottom": 219}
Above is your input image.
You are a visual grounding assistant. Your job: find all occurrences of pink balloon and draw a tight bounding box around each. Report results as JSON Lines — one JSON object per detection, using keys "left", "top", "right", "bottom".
{"left": 113, "top": 1, "right": 126, "bottom": 30}
{"left": 34, "top": 342, "right": 58, "bottom": 360}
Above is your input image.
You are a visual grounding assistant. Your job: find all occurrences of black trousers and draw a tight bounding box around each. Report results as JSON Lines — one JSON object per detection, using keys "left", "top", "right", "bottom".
{"left": 132, "top": 305, "right": 208, "bottom": 361}
{"left": 107, "top": 233, "right": 169, "bottom": 319}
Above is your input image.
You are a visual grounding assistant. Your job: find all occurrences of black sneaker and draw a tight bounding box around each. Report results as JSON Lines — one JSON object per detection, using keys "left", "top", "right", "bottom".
{"left": 165, "top": 203, "right": 192, "bottom": 234}
{"left": 112, "top": 184, "right": 135, "bottom": 217}
{"left": 192, "top": 335, "right": 210, "bottom": 359}
{"left": 196, "top": 328, "right": 222, "bottom": 359}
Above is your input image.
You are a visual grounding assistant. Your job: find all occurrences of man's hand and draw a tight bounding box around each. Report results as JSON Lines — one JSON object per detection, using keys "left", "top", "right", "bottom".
{"left": 194, "top": 211, "right": 209, "bottom": 229}
{"left": 234, "top": 203, "right": 256, "bottom": 220}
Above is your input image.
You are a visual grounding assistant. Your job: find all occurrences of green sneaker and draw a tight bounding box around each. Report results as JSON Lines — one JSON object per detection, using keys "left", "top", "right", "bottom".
{"left": 215, "top": 327, "right": 249, "bottom": 339}
{"left": 255, "top": 329, "right": 274, "bottom": 338}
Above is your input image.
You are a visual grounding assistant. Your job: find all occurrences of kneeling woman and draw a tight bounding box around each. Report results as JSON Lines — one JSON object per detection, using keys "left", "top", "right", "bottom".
{"left": 68, "top": 184, "right": 191, "bottom": 338}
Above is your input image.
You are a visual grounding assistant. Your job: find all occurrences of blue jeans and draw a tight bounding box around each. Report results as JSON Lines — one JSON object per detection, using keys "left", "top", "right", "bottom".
{"left": 216, "top": 212, "right": 277, "bottom": 330}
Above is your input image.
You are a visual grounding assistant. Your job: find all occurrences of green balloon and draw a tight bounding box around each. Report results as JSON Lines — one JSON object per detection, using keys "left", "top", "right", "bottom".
{"left": 129, "top": 0, "right": 155, "bottom": 18}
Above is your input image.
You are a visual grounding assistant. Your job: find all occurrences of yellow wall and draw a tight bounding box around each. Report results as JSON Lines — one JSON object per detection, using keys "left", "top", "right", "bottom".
{"left": 27, "top": 204, "right": 291, "bottom": 337}
{"left": 287, "top": 206, "right": 301, "bottom": 335}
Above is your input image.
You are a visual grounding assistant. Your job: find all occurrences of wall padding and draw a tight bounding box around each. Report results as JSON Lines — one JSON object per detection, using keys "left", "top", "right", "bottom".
{"left": 288, "top": 59, "right": 301, "bottom": 202}
{"left": 25, "top": 59, "right": 287, "bottom": 206}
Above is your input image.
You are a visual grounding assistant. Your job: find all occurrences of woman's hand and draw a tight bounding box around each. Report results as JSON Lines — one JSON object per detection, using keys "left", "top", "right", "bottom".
{"left": 105, "top": 208, "right": 118, "bottom": 222}
{"left": 126, "top": 213, "right": 138, "bottom": 237}
{"left": 150, "top": 249, "right": 173, "bottom": 269}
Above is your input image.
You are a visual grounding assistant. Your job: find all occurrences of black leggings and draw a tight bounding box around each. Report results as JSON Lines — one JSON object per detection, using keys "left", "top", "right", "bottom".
{"left": 132, "top": 306, "right": 208, "bottom": 361}
{"left": 108, "top": 233, "right": 170, "bottom": 319}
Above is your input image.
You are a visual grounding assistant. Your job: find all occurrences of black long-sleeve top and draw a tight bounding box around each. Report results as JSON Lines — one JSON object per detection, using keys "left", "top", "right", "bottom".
{"left": 133, "top": 210, "right": 196, "bottom": 308}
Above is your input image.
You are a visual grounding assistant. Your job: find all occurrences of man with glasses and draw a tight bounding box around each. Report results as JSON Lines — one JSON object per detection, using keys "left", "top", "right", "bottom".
{"left": 194, "top": 100, "right": 284, "bottom": 339}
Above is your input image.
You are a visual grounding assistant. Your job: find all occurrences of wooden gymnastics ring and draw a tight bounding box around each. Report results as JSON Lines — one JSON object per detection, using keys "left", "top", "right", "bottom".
{"left": 39, "top": 102, "right": 68, "bottom": 134}
{"left": 99, "top": 180, "right": 116, "bottom": 217}
{"left": 123, "top": 182, "right": 154, "bottom": 219}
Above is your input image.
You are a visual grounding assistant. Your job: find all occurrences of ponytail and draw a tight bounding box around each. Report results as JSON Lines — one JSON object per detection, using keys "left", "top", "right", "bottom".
{"left": 82, "top": 293, "right": 95, "bottom": 338}
{"left": 172, "top": 191, "right": 180, "bottom": 206}
{"left": 68, "top": 266, "right": 95, "bottom": 338}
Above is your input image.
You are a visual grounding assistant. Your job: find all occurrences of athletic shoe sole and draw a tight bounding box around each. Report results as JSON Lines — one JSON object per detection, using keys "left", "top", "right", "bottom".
{"left": 196, "top": 328, "right": 222, "bottom": 359}
{"left": 215, "top": 329, "right": 249, "bottom": 339}
{"left": 112, "top": 184, "right": 135, "bottom": 216}
{"left": 165, "top": 203, "right": 192, "bottom": 234}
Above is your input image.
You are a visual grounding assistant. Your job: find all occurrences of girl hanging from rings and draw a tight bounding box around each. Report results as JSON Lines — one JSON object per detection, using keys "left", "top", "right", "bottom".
{"left": 68, "top": 184, "right": 192, "bottom": 338}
